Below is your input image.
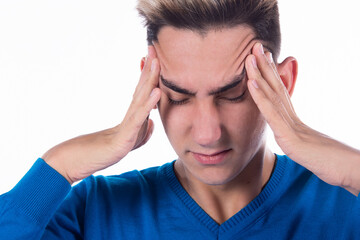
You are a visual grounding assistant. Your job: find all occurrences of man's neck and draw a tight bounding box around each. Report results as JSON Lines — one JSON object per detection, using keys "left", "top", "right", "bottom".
{"left": 174, "top": 148, "right": 276, "bottom": 225}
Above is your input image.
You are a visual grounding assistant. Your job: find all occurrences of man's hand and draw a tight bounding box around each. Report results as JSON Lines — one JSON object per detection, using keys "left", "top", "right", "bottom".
{"left": 245, "top": 42, "right": 360, "bottom": 196}
{"left": 42, "top": 46, "right": 161, "bottom": 185}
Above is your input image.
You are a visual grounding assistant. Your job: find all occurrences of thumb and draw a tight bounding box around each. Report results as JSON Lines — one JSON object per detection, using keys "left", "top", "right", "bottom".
{"left": 132, "top": 119, "right": 155, "bottom": 150}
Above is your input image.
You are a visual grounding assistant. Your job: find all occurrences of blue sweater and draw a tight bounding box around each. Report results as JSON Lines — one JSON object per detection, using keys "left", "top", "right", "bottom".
{"left": 0, "top": 155, "right": 359, "bottom": 239}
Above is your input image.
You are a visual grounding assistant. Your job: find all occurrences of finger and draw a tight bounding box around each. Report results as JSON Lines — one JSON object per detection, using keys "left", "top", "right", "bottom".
{"left": 245, "top": 54, "right": 275, "bottom": 101}
{"left": 124, "top": 59, "right": 161, "bottom": 127}
{"left": 128, "top": 87, "right": 161, "bottom": 126}
{"left": 252, "top": 43, "right": 285, "bottom": 94}
{"left": 247, "top": 48, "right": 295, "bottom": 118}
{"left": 143, "top": 118, "right": 155, "bottom": 144}
{"left": 148, "top": 45, "right": 157, "bottom": 59}
{"left": 113, "top": 47, "right": 160, "bottom": 153}
{"left": 136, "top": 115, "right": 149, "bottom": 147}
{"left": 118, "top": 87, "right": 160, "bottom": 151}
{"left": 134, "top": 56, "right": 155, "bottom": 95}
{"left": 246, "top": 55, "right": 295, "bottom": 134}
{"left": 247, "top": 77, "right": 294, "bottom": 139}
{"left": 134, "top": 46, "right": 158, "bottom": 96}
{"left": 132, "top": 118, "right": 155, "bottom": 150}
{"left": 136, "top": 58, "right": 161, "bottom": 102}
{"left": 130, "top": 59, "right": 161, "bottom": 118}
{"left": 264, "top": 52, "right": 298, "bottom": 116}
{"left": 252, "top": 43, "right": 295, "bottom": 114}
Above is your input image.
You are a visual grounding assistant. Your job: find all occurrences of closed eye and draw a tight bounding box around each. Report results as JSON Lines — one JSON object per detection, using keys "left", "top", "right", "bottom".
{"left": 221, "top": 89, "right": 247, "bottom": 103}
{"left": 168, "top": 97, "right": 189, "bottom": 105}
{"left": 168, "top": 90, "right": 247, "bottom": 106}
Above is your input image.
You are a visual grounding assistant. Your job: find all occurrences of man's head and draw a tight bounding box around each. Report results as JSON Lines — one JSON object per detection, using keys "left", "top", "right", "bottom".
{"left": 136, "top": 0, "right": 295, "bottom": 186}
{"left": 137, "top": 0, "right": 281, "bottom": 61}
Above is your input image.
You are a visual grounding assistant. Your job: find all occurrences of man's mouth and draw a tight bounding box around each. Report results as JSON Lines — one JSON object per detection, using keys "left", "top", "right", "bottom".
{"left": 192, "top": 149, "right": 231, "bottom": 165}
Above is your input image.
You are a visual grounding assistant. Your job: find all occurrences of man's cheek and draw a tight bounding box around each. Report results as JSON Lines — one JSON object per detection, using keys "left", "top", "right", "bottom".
{"left": 220, "top": 102, "right": 253, "bottom": 122}
{"left": 159, "top": 104, "right": 187, "bottom": 132}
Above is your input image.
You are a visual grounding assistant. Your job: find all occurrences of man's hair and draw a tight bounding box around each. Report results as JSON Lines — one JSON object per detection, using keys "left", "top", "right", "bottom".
{"left": 137, "top": 0, "right": 281, "bottom": 60}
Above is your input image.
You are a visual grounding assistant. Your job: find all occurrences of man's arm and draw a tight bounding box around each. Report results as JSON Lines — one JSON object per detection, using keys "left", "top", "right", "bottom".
{"left": 0, "top": 46, "right": 162, "bottom": 238}
{"left": 42, "top": 46, "right": 161, "bottom": 185}
{"left": 246, "top": 42, "right": 360, "bottom": 196}
{"left": 0, "top": 159, "right": 71, "bottom": 239}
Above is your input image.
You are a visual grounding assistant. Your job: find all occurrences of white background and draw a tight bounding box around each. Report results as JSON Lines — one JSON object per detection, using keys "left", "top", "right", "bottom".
{"left": 1, "top": 1, "right": 359, "bottom": 194}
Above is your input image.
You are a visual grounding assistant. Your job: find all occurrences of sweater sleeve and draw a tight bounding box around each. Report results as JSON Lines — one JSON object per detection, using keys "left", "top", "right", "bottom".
{"left": 0, "top": 158, "right": 71, "bottom": 240}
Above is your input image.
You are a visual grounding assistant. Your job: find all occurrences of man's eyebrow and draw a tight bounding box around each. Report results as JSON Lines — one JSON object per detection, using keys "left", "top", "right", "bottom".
{"left": 160, "top": 67, "right": 246, "bottom": 96}
{"left": 209, "top": 68, "right": 247, "bottom": 95}
{"left": 160, "top": 76, "right": 196, "bottom": 96}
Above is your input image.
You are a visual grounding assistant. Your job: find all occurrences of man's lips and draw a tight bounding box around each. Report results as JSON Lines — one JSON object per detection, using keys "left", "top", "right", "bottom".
{"left": 192, "top": 149, "right": 231, "bottom": 165}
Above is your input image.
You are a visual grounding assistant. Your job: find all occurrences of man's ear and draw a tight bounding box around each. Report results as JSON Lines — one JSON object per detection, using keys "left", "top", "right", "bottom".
{"left": 276, "top": 57, "right": 298, "bottom": 97}
{"left": 140, "top": 57, "right": 146, "bottom": 71}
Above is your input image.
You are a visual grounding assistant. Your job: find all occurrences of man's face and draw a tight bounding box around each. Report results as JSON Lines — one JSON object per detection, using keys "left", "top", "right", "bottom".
{"left": 154, "top": 25, "right": 267, "bottom": 185}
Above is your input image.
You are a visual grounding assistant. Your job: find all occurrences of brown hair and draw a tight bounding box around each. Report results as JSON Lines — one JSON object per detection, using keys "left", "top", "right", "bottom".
{"left": 137, "top": 0, "right": 281, "bottom": 60}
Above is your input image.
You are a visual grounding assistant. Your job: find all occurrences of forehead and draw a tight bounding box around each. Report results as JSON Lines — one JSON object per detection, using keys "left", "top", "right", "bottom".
{"left": 154, "top": 25, "right": 256, "bottom": 88}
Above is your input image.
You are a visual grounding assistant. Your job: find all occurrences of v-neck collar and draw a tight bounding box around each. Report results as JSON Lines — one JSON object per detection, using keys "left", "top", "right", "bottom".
{"left": 162, "top": 154, "right": 287, "bottom": 236}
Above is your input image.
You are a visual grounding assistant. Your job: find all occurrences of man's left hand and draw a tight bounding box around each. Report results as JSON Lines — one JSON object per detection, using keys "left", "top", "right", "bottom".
{"left": 245, "top": 42, "right": 360, "bottom": 196}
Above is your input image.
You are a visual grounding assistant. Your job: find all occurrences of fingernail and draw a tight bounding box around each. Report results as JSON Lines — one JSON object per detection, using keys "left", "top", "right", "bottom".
{"left": 150, "top": 89, "right": 155, "bottom": 97}
{"left": 252, "top": 80, "right": 259, "bottom": 89}
{"left": 252, "top": 56, "right": 257, "bottom": 68}
{"left": 259, "top": 43, "right": 264, "bottom": 54}
{"left": 267, "top": 52, "right": 273, "bottom": 63}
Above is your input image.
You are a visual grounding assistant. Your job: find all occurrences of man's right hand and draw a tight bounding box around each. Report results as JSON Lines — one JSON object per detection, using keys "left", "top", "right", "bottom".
{"left": 42, "top": 46, "right": 161, "bottom": 185}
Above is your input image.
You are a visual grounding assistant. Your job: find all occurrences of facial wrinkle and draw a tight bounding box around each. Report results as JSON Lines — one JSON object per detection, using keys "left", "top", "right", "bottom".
{"left": 225, "top": 36, "right": 258, "bottom": 79}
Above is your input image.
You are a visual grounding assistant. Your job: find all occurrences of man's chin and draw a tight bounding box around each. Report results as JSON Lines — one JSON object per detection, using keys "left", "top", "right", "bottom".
{"left": 192, "top": 167, "right": 242, "bottom": 186}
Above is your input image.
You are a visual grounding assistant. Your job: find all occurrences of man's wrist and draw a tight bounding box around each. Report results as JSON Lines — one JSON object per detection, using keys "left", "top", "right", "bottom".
{"left": 342, "top": 149, "right": 360, "bottom": 196}
{"left": 42, "top": 149, "right": 74, "bottom": 185}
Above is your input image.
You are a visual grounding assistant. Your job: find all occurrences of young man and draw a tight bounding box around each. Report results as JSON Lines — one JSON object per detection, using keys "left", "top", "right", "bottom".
{"left": 1, "top": 0, "right": 359, "bottom": 239}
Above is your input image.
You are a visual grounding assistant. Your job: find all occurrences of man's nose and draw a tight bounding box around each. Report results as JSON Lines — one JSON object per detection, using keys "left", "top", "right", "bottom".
{"left": 191, "top": 102, "right": 222, "bottom": 147}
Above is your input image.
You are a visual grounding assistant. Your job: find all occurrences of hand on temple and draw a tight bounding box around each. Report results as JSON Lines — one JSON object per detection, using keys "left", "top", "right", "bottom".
{"left": 246, "top": 42, "right": 360, "bottom": 196}
{"left": 42, "top": 46, "right": 162, "bottom": 185}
